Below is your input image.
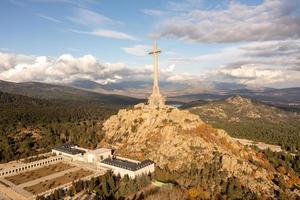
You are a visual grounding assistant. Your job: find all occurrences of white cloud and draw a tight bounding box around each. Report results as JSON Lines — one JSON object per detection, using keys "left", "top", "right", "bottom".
{"left": 37, "top": 14, "right": 63, "bottom": 23}
{"left": 67, "top": 8, "right": 119, "bottom": 27}
{"left": 0, "top": 52, "right": 149, "bottom": 84}
{"left": 1, "top": 38, "right": 300, "bottom": 89}
{"left": 71, "top": 29, "right": 137, "bottom": 41}
{"left": 122, "top": 45, "right": 150, "bottom": 56}
{"left": 156, "top": 0, "right": 300, "bottom": 42}
{"left": 201, "top": 40, "right": 300, "bottom": 88}
{"left": 162, "top": 64, "right": 175, "bottom": 73}
{"left": 215, "top": 65, "right": 300, "bottom": 88}
{"left": 0, "top": 52, "right": 207, "bottom": 90}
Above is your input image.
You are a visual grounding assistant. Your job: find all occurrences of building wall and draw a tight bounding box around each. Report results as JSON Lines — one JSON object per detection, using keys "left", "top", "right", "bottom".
{"left": 134, "top": 163, "right": 155, "bottom": 177}
{"left": 52, "top": 149, "right": 80, "bottom": 159}
{"left": 98, "top": 151, "right": 112, "bottom": 161}
{"left": 98, "top": 162, "right": 136, "bottom": 178}
{"left": 0, "top": 156, "right": 64, "bottom": 178}
{"left": 98, "top": 162, "right": 155, "bottom": 179}
{"left": 52, "top": 149, "right": 112, "bottom": 164}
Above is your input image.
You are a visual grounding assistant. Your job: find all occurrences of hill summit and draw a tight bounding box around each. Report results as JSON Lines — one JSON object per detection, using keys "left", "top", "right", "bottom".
{"left": 102, "top": 103, "right": 299, "bottom": 198}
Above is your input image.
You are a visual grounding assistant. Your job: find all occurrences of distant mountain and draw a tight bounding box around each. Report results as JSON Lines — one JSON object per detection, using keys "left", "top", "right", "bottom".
{"left": 0, "top": 80, "right": 142, "bottom": 105}
{"left": 43, "top": 79, "right": 300, "bottom": 107}
{"left": 187, "top": 96, "right": 300, "bottom": 152}
{"left": 170, "top": 87, "right": 300, "bottom": 106}
{"left": 212, "top": 81, "right": 248, "bottom": 91}
{"left": 68, "top": 79, "right": 212, "bottom": 98}
{"left": 2, "top": 79, "right": 300, "bottom": 108}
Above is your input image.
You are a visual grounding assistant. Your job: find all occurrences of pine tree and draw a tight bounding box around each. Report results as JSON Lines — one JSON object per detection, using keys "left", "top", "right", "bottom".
{"left": 101, "top": 175, "right": 109, "bottom": 196}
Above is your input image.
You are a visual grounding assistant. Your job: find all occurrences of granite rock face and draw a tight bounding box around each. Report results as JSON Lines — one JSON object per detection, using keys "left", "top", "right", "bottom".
{"left": 102, "top": 103, "right": 299, "bottom": 198}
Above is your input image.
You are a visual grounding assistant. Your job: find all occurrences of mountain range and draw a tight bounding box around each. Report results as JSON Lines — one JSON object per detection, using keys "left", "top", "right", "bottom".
{"left": 1, "top": 80, "right": 300, "bottom": 107}
{"left": 0, "top": 80, "right": 142, "bottom": 105}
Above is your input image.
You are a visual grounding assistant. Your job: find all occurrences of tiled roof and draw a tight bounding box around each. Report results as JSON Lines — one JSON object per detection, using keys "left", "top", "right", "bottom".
{"left": 53, "top": 144, "right": 86, "bottom": 155}
{"left": 101, "top": 157, "right": 154, "bottom": 171}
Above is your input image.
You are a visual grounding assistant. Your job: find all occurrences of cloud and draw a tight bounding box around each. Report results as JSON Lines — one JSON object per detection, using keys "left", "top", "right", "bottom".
{"left": 122, "top": 45, "right": 151, "bottom": 56}
{"left": 142, "top": 9, "right": 163, "bottom": 16}
{"left": 1, "top": 38, "right": 299, "bottom": 89}
{"left": 0, "top": 52, "right": 151, "bottom": 84}
{"left": 166, "top": 0, "right": 204, "bottom": 12}
{"left": 0, "top": 52, "right": 34, "bottom": 71}
{"left": 205, "top": 40, "right": 300, "bottom": 88}
{"left": 37, "top": 14, "right": 63, "bottom": 23}
{"left": 66, "top": 8, "right": 136, "bottom": 41}
{"left": 240, "top": 40, "right": 300, "bottom": 58}
{"left": 163, "top": 39, "right": 300, "bottom": 88}
{"left": 0, "top": 53, "right": 126, "bottom": 83}
{"left": 0, "top": 52, "right": 206, "bottom": 90}
{"left": 214, "top": 65, "right": 300, "bottom": 88}
{"left": 156, "top": 0, "right": 300, "bottom": 42}
{"left": 71, "top": 29, "right": 137, "bottom": 41}
{"left": 67, "top": 8, "right": 119, "bottom": 27}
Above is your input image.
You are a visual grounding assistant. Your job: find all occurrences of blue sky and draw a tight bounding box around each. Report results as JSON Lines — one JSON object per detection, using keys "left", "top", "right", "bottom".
{"left": 0, "top": 0, "right": 299, "bottom": 89}
{"left": 0, "top": 0, "right": 260, "bottom": 62}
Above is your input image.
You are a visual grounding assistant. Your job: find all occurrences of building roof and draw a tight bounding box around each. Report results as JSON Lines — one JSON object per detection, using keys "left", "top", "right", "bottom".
{"left": 101, "top": 157, "right": 154, "bottom": 171}
{"left": 53, "top": 144, "right": 86, "bottom": 155}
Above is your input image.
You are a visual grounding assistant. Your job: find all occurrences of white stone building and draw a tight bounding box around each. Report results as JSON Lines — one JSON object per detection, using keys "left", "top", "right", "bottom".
{"left": 52, "top": 144, "right": 112, "bottom": 164}
{"left": 52, "top": 144, "right": 155, "bottom": 178}
{"left": 99, "top": 156, "right": 155, "bottom": 178}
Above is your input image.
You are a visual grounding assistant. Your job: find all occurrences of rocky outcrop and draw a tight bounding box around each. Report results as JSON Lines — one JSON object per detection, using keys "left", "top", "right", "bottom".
{"left": 191, "top": 96, "right": 292, "bottom": 122}
{"left": 102, "top": 103, "right": 299, "bottom": 198}
{"left": 226, "top": 95, "right": 252, "bottom": 105}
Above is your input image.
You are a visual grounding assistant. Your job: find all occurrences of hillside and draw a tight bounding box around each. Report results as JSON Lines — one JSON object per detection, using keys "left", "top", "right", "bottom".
{"left": 188, "top": 96, "right": 300, "bottom": 152}
{"left": 102, "top": 103, "right": 300, "bottom": 199}
{"left": 0, "top": 91, "right": 131, "bottom": 163}
{"left": 0, "top": 80, "right": 141, "bottom": 105}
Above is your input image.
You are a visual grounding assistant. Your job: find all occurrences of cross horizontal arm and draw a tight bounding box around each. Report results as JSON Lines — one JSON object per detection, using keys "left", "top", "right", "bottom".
{"left": 149, "top": 50, "right": 162, "bottom": 55}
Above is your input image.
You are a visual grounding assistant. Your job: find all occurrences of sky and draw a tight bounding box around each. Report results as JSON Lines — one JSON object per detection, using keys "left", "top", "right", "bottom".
{"left": 0, "top": 0, "right": 299, "bottom": 89}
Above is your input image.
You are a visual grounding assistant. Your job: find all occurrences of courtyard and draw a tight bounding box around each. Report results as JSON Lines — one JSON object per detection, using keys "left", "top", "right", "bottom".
{"left": 0, "top": 160, "right": 106, "bottom": 200}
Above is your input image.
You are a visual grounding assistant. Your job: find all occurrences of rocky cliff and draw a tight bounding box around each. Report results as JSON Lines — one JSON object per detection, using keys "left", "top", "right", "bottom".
{"left": 101, "top": 103, "right": 299, "bottom": 198}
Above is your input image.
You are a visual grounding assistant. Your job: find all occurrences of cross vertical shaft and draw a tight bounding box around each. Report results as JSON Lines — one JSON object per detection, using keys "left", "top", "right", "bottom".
{"left": 152, "top": 41, "right": 160, "bottom": 95}
{"left": 148, "top": 41, "right": 165, "bottom": 108}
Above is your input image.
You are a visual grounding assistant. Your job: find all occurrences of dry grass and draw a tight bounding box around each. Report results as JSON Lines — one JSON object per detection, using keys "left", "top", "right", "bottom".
{"left": 24, "top": 169, "right": 92, "bottom": 195}
{"left": 5, "top": 163, "right": 73, "bottom": 185}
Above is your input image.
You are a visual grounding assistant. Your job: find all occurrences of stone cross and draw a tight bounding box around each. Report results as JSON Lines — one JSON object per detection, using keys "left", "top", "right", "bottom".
{"left": 148, "top": 41, "right": 165, "bottom": 108}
